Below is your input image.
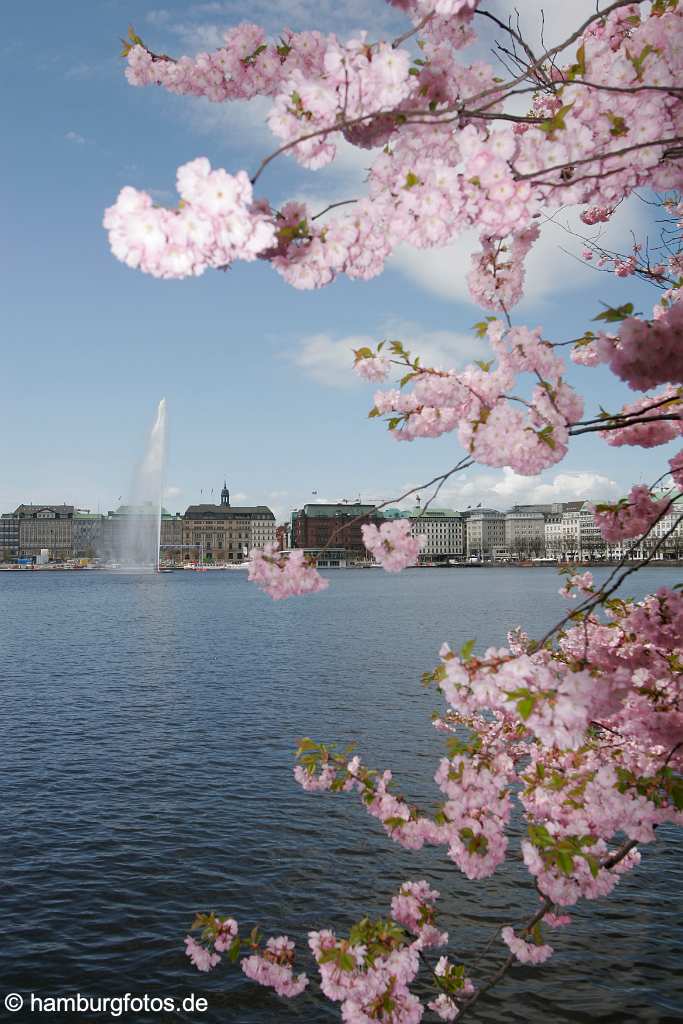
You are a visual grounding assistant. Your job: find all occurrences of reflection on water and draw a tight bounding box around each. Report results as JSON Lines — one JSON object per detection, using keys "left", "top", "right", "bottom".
{"left": 1, "top": 568, "right": 681, "bottom": 1023}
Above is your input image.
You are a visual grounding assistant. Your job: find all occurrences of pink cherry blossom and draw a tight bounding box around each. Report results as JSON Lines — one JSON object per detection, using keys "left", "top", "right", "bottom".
{"left": 670, "top": 449, "right": 683, "bottom": 487}
{"left": 501, "top": 926, "right": 553, "bottom": 964}
{"left": 184, "top": 935, "right": 221, "bottom": 972}
{"left": 248, "top": 544, "right": 329, "bottom": 599}
{"left": 354, "top": 353, "right": 391, "bottom": 382}
{"left": 592, "top": 486, "right": 671, "bottom": 542}
{"left": 361, "top": 520, "right": 425, "bottom": 572}
{"left": 241, "top": 936, "right": 308, "bottom": 997}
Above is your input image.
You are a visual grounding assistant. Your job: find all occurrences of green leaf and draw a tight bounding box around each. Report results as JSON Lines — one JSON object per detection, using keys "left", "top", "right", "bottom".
{"left": 627, "top": 43, "right": 656, "bottom": 81}
{"left": 606, "top": 113, "right": 629, "bottom": 138}
{"left": 460, "top": 638, "right": 475, "bottom": 662}
{"left": 567, "top": 42, "right": 586, "bottom": 80}
{"left": 368, "top": 406, "right": 380, "bottom": 419}
{"left": 583, "top": 853, "right": 600, "bottom": 878}
{"left": 556, "top": 850, "right": 575, "bottom": 875}
{"left": 517, "top": 695, "right": 536, "bottom": 720}
{"left": 339, "top": 952, "right": 356, "bottom": 972}
{"left": 537, "top": 425, "right": 556, "bottom": 450}
{"left": 475, "top": 359, "right": 493, "bottom": 372}
{"left": 670, "top": 779, "right": 683, "bottom": 811}
{"left": 404, "top": 171, "right": 421, "bottom": 189}
{"left": 472, "top": 316, "right": 496, "bottom": 338}
{"left": 592, "top": 302, "right": 634, "bottom": 323}
{"left": 539, "top": 102, "right": 574, "bottom": 136}
{"left": 384, "top": 816, "right": 407, "bottom": 828}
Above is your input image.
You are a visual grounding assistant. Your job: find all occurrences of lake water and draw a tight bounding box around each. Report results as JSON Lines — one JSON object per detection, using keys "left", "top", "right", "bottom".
{"left": 1, "top": 567, "right": 681, "bottom": 1023}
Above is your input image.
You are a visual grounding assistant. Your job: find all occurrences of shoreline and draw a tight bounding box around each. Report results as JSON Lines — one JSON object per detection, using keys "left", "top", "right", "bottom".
{"left": 1, "top": 561, "right": 682, "bottom": 574}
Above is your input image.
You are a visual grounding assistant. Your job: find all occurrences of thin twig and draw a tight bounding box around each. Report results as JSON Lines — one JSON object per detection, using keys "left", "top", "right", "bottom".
{"left": 569, "top": 414, "right": 681, "bottom": 437}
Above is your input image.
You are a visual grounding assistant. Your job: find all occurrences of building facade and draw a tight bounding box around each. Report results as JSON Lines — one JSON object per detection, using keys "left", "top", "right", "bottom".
{"left": 384, "top": 507, "right": 464, "bottom": 563}
{"left": 504, "top": 511, "right": 546, "bottom": 557}
{"left": 160, "top": 512, "right": 184, "bottom": 559}
{"left": 0, "top": 515, "right": 20, "bottom": 559}
{"left": 183, "top": 483, "right": 275, "bottom": 562}
{"left": 15, "top": 504, "right": 75, "bottom": 560}
{"left": 73, "top": 511, "right": 103, "bottom": 557}
{"left": 291, "top": 502, "right": 379, "bottom": 555}
{"left": 463, "top": 509, "right": 506, "bottom": 559}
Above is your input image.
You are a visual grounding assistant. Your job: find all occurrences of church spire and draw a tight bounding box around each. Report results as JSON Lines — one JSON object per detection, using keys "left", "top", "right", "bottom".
{"left": 220, "top": 481, "right": 230, "bottom": 507}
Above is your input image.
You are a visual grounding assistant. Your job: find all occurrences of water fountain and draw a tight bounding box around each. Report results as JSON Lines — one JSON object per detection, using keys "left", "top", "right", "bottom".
{"left": 112, "top": 398, "right": 167, "bottom": 572}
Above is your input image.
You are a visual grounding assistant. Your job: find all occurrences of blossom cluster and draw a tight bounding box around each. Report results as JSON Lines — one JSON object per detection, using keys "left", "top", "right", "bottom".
{"left": 390, "top": 880, "right": 448, "bottom": 948}
{"left": 369, "top": 320, "right": 583, "bottom": 475}
{"left": 185, "top": 917, "right": 307, "bottom": 996}
{"left": 591, "top": 485, "right": 671, "bottom": 542}
{"left": 559, "top": 570, "right": 594, "bottom": 599}
{"left": 361, "top": 519, "right": 425, "bottom": 572}
{"left": 103, "top": 158, "right": 275, "bottom": 278}
{"left": 589, "top": 301, "right": 683, "bottom": 392}
{"left": 241, "top": 936, "right": 308, "bottom": 997}
{"left": 309, "top": 926, "right": 424, "bottom": 1021}
{"left": 293, "top": 582, "right": 683, "bottom": 902}
{"left": 114, "top": 5, "right": 682, "bottom": 306}
{"left": 500, "top": 926, "right": 553, "bottom": 965}
{"left": 248, "top": 544, "right": 329, "bottom": 599}
{"left": 599, "top": 386, "right": 683, "bottom": 449}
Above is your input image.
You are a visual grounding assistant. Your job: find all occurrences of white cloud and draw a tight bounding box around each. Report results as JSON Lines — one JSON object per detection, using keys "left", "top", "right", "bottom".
{"left": 488, "top": 1, "right": 599, "bottom": 56}
{"left": 146, "top": 9, "right": 172, "bottom": 26}
{"left": 180, "top": 0, "right": 403, "bottom": 37}
{"left": 64, "top": 130, "right": 86, "bottom": 144}
{"left": 389, "top": 197, "right": 649, "bottom": 310}
{"left": 434, "top": 467, "right": 621, "bottom": 512}
{"left": 164, "top": 485, "right": 182, "bottom": 499}
{"left": 291, "top": 322, "right": 488, "bottom": 389}
{"left": 291, "top": 333, "right": 367, "bottom": 389}
{"left": 181, "top": 95, "right": 273, "bottom": 156}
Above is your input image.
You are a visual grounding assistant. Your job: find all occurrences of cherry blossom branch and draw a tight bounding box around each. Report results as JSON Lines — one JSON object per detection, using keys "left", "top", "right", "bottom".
{"left": 458, "top": 836, "right": 642, "bottom": 1020}
{"left": 563, "top": 79, "right": 683, "bottom": 98}
{"left": 311, "top": 456, "right": 474, "bottom": 557}
{"left": 458, "top": 0, "right": 641, "bottom": 110}
{"left": 536, "top": 503, "right": 682, "bottom": 650}
{"left": 311, "top": 198, "right": 358, "bottom": 221}
{"left": 391, "top": 12, "right": 434, "bottom": 50}
{"left": 476, "top": 9, "right": 548, "bottom": 89}
{"left": 569, "top": 413, "right": 681, "bottom": 436}
{"left": 573, "top": 394, "right": 682, "bottom": 427}
{"left": 514, "top": 136, "right": 683, "bottom": 183}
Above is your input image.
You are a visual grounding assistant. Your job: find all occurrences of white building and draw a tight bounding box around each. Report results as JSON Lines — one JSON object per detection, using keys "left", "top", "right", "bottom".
{"left": 406, "top": 507, "right": 464, "bottom": 562}
{"left": 463, "top": 509, "right": 506, "bottom": 560}
{"left": 505, "top": 511, "right": 545, "bottom": 557}
{"left": 560, "top": 503, "right": 583, "bottom": 559}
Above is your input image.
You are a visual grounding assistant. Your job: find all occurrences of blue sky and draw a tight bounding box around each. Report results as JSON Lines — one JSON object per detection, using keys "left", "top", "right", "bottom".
{"left": 2, "top": 0, "right": 675, "bottom": 520}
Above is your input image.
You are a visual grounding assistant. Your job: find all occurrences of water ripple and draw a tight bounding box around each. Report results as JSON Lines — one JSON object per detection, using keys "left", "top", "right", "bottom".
{"left": 1, "top": 568, "right": 681, "bottom": 1022}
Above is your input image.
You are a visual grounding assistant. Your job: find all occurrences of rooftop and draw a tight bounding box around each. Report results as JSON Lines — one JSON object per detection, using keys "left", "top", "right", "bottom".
{"left": 299, "top": 503, "right": 377, "bottom": 518}
{"left": 184, "top": 504, "right": 275, "bottom": 520}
